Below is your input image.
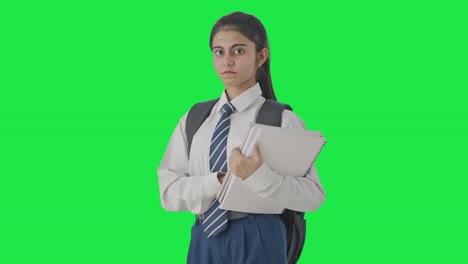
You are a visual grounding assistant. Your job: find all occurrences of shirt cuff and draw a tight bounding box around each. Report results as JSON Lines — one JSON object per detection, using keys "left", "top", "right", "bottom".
{"left": 242, "top": 162, "right": 276, "bottom": 193}
{"left": 202, "top": 172, "right": 222, "bottom": 198}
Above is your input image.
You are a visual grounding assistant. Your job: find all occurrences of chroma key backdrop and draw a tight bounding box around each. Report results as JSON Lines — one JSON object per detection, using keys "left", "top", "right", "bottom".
{"left": 1, "top": 0, "right": 467, "bottom": 263}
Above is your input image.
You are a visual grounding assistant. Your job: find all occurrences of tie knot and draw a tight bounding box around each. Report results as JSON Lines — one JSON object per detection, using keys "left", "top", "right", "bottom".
{"left": 222, "top": 103, "right": 235, "bottom": 116}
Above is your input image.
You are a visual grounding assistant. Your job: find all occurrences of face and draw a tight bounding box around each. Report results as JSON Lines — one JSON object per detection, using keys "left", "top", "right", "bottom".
{"left": 212, "top": 30, "right": 264, "bottom": 93}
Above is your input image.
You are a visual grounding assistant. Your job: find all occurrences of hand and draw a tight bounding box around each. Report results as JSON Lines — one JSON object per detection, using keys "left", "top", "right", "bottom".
{"left": 217, "top": 172, "right": 226, "bottom": 184}
{"left": 228, "top": 143, "right": 263, "bottom": 180}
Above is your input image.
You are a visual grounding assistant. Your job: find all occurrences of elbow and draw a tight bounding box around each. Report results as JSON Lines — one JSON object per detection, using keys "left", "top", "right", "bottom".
{"left": 306, "top": 179, "right": 326, "bottom": 211}
{"left": 285, "top": 190, "right": 326, "bottom": 212}
{"left": 296, "top": 189, "right": 326, "bottom": 212}
{"left": 160, "top": 197, "right": 177, "bottom": 212}
{"left": 160, "top": 191, "right": 181, "bottom": 212}
{"left": 160, "top": 194, "right": 204, "bottom": 214}
{"left": 308, "top": 192, "right": 326, "bottom": 211}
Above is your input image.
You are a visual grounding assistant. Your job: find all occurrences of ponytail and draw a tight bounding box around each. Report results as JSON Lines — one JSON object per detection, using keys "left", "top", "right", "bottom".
{"left": 256, "top": 56, "right": 276, "bottom": 101}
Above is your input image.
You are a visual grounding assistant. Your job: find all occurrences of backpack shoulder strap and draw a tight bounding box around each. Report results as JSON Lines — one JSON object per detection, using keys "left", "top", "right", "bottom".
{"left": 186, "top": 99, "right": 219, "bottom": 154}
{"left": 256, "top": 99, "right": 293, "bottom": 126}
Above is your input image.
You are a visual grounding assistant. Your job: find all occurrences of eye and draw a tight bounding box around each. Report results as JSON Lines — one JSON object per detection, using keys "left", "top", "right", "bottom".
{"left": 233, "top": 49, "right": 244, "bottom": 55}
{"left": 214, "top": 50, "right": 223, "bottom": 56}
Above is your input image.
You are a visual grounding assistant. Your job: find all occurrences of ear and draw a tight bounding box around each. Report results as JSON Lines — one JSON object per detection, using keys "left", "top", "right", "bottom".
{"left": 257, "top": 48, "right": 269, "bottom": 67}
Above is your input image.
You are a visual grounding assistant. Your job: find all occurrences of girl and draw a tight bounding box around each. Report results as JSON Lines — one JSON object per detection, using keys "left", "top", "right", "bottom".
{"left": 157, "top": 11, "right": 326, "bottom": 264}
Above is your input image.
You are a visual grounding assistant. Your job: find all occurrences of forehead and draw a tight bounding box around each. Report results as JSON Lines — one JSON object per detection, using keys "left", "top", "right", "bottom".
{"left": 212, "top": 30, "right": 254, "bottom": 48}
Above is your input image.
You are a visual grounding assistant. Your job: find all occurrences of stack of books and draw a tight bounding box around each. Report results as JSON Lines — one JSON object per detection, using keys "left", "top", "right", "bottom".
{"left": 216, "top": 122, "right": 327, "bottom": 213}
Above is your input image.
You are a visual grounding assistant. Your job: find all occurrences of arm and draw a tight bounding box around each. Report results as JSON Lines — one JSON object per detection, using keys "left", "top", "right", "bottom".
{"left": 157, "top": 112, "right": 223, "bottom": 214}
{"left": 239, "top": 110, "right": 326, "bottom": 212}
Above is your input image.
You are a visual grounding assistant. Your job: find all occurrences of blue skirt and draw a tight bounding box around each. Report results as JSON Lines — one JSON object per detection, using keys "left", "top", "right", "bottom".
{"left": 187, "top": 214, "right": 287, "bottom": 264}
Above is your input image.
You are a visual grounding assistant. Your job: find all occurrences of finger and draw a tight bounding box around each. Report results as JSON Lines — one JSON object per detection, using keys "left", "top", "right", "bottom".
{"left": 230, "top": 151, "right": 240, "bottom": 161}
{"left": 253, "top": 143, "right": 261, "bottom": 157}
{"left": 231, "top": 147, "right": 241, "bottom": 155}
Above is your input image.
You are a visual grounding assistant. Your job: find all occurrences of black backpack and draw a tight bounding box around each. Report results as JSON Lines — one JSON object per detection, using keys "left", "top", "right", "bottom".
{"left": 186, "top": 98, "right": 306, "bottom": 264}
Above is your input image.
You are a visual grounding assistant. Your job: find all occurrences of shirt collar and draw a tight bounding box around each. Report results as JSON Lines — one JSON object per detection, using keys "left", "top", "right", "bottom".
{"left": 216, "top": 82, "right": 262, "bottom": 114}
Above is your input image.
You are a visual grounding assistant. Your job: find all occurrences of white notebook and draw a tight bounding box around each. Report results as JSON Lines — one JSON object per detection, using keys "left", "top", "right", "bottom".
{"left": 217, "top": 122, "right": 326, "bottom": 213}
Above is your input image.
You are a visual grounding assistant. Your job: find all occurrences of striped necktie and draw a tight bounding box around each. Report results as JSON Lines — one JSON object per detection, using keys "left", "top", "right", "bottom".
{"left": 203, "top": 102, "right": 235, "bottom": 238}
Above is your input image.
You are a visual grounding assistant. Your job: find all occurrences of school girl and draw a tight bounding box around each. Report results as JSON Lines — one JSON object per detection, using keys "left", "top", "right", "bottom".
{"left": 157, "top": 11, "right": 326, "bottom": 264}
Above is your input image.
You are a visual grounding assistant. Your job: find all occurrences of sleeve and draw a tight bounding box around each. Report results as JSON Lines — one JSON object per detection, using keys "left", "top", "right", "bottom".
{"left": 156, "top": 111, "right": 222, "bottom": 214}
{"left": 241, "top": 110, "right": 326, "bottom": 212}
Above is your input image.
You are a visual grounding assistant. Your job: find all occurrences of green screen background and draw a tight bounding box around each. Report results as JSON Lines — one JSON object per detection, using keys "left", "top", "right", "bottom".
{"left": 1, "top": 0, "right": 467, "bottom": 263}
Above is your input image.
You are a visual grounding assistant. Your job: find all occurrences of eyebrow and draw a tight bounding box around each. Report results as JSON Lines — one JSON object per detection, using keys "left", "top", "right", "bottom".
{"left": 212, "top": 43, "right": 248, "bottom": 50}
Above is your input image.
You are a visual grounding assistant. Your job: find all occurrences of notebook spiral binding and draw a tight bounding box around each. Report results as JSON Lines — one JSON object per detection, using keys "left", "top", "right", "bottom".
{"left": 302, "top": 140, "right": 327, "bottom": 177}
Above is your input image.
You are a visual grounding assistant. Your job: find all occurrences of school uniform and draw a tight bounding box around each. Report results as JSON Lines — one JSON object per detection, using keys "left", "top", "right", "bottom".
{"left": 157, "top": 82, "right": 326, "bottom": 263}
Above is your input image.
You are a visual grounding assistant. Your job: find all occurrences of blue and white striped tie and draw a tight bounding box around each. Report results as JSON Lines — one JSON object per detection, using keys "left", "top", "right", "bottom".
{"left": 203, "top": 102, "right": 235, "bottom": 238}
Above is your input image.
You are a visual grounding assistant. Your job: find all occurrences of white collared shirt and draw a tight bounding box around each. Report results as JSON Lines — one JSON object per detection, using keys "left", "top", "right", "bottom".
{"left": 157, "top": 82, "right": 326, "bottom": 214}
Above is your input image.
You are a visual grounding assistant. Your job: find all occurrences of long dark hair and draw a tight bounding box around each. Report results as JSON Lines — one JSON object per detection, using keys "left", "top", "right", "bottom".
{"left": 209, "top": 11, "right": 277, "bottom": 101}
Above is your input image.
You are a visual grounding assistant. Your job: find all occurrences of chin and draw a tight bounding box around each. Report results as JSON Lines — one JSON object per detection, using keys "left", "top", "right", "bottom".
{"left": 221, "top": 79, "right": 239, "bottom": 87}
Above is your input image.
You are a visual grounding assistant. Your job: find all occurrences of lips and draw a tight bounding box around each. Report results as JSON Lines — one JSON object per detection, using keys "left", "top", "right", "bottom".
{"left": 223, "top": 70, "right": 237, "bottom": 74}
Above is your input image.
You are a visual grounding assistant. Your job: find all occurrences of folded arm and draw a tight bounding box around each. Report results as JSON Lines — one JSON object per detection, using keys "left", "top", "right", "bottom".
{"left": 157, "top": 113, "right": 222, "bottom": 214}
{"left": 239, "top": 110, "right": 326, "bottom": 212}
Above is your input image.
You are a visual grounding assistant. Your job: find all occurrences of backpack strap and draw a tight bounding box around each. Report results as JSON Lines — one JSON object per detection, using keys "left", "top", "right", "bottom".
{"left": 186, "top": 99, "right": 219, "bottom": 154}
{"left": 256, "top": 99, "right": 292, "bottom": 126}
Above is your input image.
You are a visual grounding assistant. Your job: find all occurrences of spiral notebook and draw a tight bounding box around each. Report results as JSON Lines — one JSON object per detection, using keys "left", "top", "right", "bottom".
{"left": 217, "top": 122, "right": 326, "bottom": 213}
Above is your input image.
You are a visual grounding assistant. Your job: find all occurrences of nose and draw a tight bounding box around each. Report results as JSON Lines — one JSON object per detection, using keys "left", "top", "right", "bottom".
{"left": 223, "top": 54, "right": 234, "bottom": 66}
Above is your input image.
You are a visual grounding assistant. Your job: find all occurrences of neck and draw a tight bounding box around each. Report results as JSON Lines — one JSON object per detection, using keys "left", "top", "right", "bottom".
{"left": 225, "top": 80, "right": 256, "bottom": 101}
